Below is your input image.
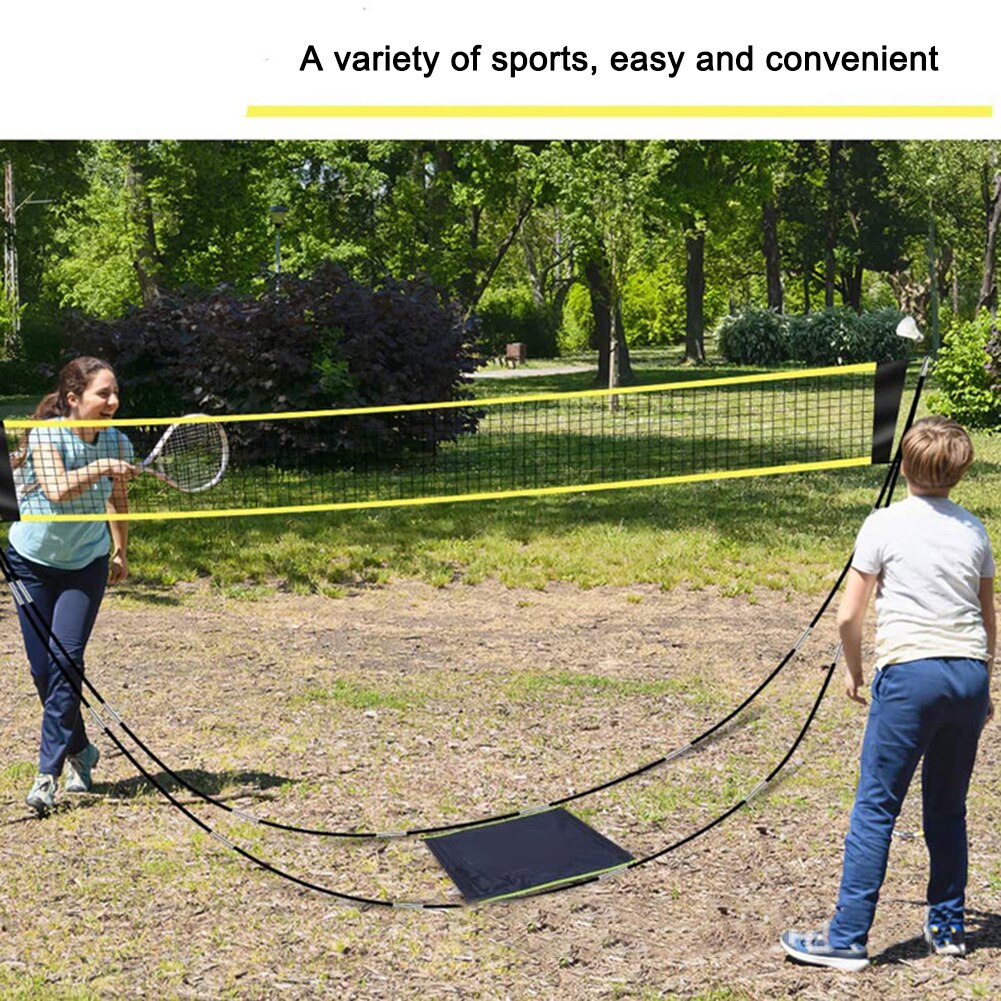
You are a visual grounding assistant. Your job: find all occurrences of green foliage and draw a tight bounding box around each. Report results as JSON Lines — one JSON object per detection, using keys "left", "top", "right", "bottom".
{"left": 620, "top": 264, "right": 685, "bottom": 346}
{"left": 788, "top": 307, "right": 906, "bottom": 365}
{"left": 856, "top": 306, "right": 910, "bottom": 359}
{"left": 18, "top": 311, "right": 66, "bottom": 366}
{"left": 715, "top": 307, "right": 788, "bottom": 365}
{"left": 558, "top": 284, "right": 594, "bottom": 354}
{"left": 0, "top": 286, "right": 24, "bottom": 357}
{"left": 556, "top": 260, "right": 686, "bottom": 355}
{"left": 67, "top": 262, "right": 480, "bottom": 456}
{"left": 929, "top": 312, "right": 1001, "bottom": 428}
{"left": 987, "top": 323, "right": 1001, "bottom": 402}
{"left": 0, "top": 359, "right": 50, "bottom": 396}
{"left": 716, "top": 306, "right": 906, "bottom": 367}
{"left": 5, "top": 139, "right": 999, "bottom": 382}
{"left": 475, "top": 286, "right": 558, "bottom": 358}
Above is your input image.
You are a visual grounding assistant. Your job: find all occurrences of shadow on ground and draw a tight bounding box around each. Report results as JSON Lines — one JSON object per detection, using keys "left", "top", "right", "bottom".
{"left": 96, "top": 766, "right": 290, "bottom": 800}
{"left": 873, "top": 906, "right": 1001, "bottom": 963}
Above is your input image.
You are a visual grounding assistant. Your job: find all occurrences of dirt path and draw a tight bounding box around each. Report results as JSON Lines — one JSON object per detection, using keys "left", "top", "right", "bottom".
{"left": 1, "top": 581, "right": 998, "bottom": 999}
{"left": 471, "top": 365, "right": 596, "bottom": 379}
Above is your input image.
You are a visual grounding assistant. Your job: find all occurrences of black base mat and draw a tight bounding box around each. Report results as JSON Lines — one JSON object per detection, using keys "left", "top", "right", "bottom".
{"left": 424, "top": 807, "right": 633, "bottom": 902}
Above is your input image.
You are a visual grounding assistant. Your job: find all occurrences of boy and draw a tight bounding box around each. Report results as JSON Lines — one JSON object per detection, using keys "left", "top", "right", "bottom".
{"left": 781, "top": 416, "right": 996, "bottom": 971}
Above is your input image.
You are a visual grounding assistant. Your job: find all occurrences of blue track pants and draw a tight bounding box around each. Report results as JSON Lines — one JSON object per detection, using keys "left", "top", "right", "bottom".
{"left": 8, "top": 546, "right": 108, "bottom": 777}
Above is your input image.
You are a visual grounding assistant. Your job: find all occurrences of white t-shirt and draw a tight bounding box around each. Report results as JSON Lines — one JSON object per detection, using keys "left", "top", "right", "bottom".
{"left": 853, "top": 494, "right": 995, "bottom": 668}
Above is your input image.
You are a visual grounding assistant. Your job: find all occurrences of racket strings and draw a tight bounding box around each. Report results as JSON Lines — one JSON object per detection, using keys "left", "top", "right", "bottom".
{"left": 155, "top": 423, "right": 226, "bottom": 492}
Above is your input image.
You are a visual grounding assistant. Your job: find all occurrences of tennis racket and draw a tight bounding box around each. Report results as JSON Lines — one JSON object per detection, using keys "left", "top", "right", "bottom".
{"left": 140, "top": 416, "right": 229, "bottom": 493}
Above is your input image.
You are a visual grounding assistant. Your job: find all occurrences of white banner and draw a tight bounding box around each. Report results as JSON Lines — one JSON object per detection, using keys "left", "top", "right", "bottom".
{"left": 2, "top": 0, "right": 997, "bottom": 138}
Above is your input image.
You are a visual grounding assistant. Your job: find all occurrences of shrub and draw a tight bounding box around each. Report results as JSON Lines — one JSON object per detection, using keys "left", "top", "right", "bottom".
{"left": 0, "top": 359, "right": 52, "bottom": 397}
{"left": 788, "top": 309, "right": 859, "bottom": 365}
{"left": 856, "top": 307, "right": 910, "bottom": 362}
{"left": 621, "top": 265, "right": 685, "bottom": 347}
{"left": 475, "top": 287, "right": 558, "bottom": 359}
{"left": 558, "top": 284, "right": 594, "bottom": 355}
{"left": 928, "top": 312, "right": 1001, "bottom": 429}
{"left": 788, "top": 307, "right": 907, "bottom": 366}
{"left": 715, "top": 307, "right": 788, "bottom": 366}
{"left": 66, "top": 262, "right": 480, "bottom": 458}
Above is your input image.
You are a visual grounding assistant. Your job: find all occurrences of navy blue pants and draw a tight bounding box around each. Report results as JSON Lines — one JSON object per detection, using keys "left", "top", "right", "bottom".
{"left": 8, "top": 546, "right": 108, "bottom": 777}
{"left": 829, "top": 657, "right": 990, "bottom": 948}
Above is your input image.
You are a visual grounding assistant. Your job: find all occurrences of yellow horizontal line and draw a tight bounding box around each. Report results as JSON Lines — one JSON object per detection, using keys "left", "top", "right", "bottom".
{"left": 4, "top": 362, "right": 875, "bottom": 429}
{"left": 246, "top": 104, "right": 991, "bottom": 119}
{"left": 480, "top": 860, "right": 634, "bottom": 904}
{"left": 20, "top": 457, "right": 872, "bottom": 522}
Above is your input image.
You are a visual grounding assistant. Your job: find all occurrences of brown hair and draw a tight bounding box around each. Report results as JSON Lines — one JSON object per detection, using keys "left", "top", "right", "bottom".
{"left": 12, "top": 356, "right": 115, "bottom": 468}
{"left": 900, "top": 416, "right": 974, "bottom": 491}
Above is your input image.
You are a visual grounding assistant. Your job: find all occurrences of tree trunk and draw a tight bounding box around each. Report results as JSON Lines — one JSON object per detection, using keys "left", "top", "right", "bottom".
{"left": 2, "top": 160, "right": 20, "bottom": 356}
{"left": 762, "top": 199, "right": 783, "bottom": 312}
{"left": 840, "top": 263, "right": 864, "bottom": 312}
{"left": 977, "top": 162, "right": 1001, "bottom": 315}
{"left": 521, "top": 235, "right": 545, "bottom": 306}
{"left": 887, "top": 267, "right": 930, "bottom": 328}
{"left": 608, "top": 289, "right": 620, "bottom": 411}
{"left": 824, "top": 140, "right": 843, "bottom": 309}
{"left": 684, "top": 229, "right": 706, "bottom": 363}
{"left": 124, "top": 160, "right": 163, "bottom": 307}
{"left": 586, "top": 253, "right": 633, "bottom": 385}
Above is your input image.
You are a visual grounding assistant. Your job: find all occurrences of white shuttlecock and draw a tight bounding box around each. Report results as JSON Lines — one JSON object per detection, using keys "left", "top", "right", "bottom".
{"left": 896, "top": 316, "right": 923, "bottom": 341}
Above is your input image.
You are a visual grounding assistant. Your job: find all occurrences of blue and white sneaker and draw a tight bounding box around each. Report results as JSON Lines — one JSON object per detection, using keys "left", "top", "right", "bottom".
{"left": 780, "top": 924, "right": 870, "bottom": 972}
{"left": 924, "top": 916, "right": 966, "bottom": 957}
{"left": 64, "top": 742, "right": 100, "bottom": 794}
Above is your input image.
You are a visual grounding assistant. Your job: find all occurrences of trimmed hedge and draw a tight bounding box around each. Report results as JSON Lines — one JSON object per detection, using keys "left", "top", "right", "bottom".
{"left": 717, "top": 305, "right": 909, "bottom": 368}
{"left": 788, "top": 307, "right": 905, "bottom": 366}
{"left": 715, "top": 308, "right": 788, "bottom": 366}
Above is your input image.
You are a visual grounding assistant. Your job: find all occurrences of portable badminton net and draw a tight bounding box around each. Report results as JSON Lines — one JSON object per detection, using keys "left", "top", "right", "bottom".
{"left": 0, "top": 360, "right": 908, "bottom": 523}
{"left": 0, "top": 356, "right": 920, "bottom": 906}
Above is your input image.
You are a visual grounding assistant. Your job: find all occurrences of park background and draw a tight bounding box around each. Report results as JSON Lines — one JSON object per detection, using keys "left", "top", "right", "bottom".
{"left": 0, "top": 140, "right": 1000, "bottom": 1000}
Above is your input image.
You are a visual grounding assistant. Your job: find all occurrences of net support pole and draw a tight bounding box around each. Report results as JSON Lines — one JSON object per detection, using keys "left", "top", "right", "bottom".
{"left": 871, "top": 358, "right": 909, "bottom": 464}
{"left": 0, "top": 421, "right": 20, "bottom": 522}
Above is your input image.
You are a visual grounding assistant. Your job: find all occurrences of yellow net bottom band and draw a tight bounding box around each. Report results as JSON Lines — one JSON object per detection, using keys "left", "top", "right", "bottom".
{"left": 23, "top": 456, "right": 872, "bottom": 523}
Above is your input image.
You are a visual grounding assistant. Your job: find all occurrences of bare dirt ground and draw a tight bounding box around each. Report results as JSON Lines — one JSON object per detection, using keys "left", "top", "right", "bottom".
{"left": 1, "top": 579, "right": 999, "bottom": 1000}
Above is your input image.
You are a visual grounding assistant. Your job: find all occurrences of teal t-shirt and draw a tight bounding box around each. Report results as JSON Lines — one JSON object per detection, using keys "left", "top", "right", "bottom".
{"left": 10, "top": 420, "right": 135, "bottom": 570}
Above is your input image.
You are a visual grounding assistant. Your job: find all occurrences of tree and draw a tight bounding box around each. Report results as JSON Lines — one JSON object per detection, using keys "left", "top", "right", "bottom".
{"left": 648, "top": 142, "right": 780, "bottom": 361}
{"left": 0, "top": 141, "right": 86, "bottom": 357}
{"left": 887, "top": 141, "right": 999, "bottom": 325}
{"left": 778, "top": 141, "right": 828, "bottom": 313}
{"left": 540, "top": 141, "right": 670, "bottom": 384}
{"left": 977, "top": 146, "right": 1001, "bottom": 315}
{"left": 329, "top": 141, "right": 540, "bottom": 312}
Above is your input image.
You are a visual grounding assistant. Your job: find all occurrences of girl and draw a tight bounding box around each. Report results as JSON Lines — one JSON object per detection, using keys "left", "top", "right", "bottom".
{"left": 8, "top": 357, "right": 136, "bottom": 815}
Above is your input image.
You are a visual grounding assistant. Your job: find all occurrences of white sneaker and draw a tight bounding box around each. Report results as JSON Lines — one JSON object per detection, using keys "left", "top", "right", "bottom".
{"left": 64, "top": 743, "right": 100, "bottom": 793}
{"left": 26, "top": 773, "right": 57, "bottom": 814}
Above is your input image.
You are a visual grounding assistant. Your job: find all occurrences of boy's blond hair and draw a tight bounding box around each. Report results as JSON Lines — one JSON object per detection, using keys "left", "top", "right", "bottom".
{"left": 901, "top": 416, "right": 974, "bottom": 491}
